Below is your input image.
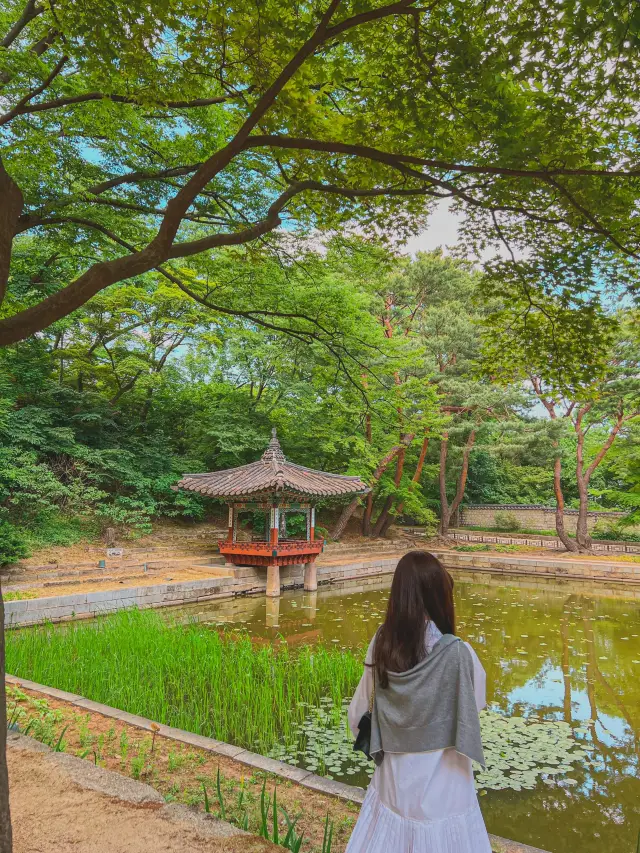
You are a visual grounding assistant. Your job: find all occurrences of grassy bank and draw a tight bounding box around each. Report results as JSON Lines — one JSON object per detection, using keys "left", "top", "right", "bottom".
{"left": 5, "top": 609, "right": 363, "bottom": 754}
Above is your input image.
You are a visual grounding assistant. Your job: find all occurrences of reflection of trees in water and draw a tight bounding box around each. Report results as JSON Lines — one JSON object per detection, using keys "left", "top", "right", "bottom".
{"left": 579, "top": 596, "right": 639, "bottom": 761}
{"left": 459, "top": 582, "right": 640, "bottom": 852}
{"left": 483, "top": 589, "right": 638, "bottom": 851}
{"left": 560, "top": 596, "right": 576, "bottom": 725}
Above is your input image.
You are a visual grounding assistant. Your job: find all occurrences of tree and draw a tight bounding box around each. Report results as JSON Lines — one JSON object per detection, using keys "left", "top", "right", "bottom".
{"left": 2, "top": 0, "right": 640, "bottom": 346}
{"left": 486, "top": 299, "right": 640, "bottom": 551}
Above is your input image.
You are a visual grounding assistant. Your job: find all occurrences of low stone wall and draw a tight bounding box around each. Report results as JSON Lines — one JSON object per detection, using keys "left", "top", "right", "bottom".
{"left": 3, "top": 557, "right": 402, "bottom": 627}
{"left": 6, "top": 548, "right": 640, "bottom": 627}
{"left": 4, "top": 576, "right": 240, "bottom": 628}
{"left": 459, "top": 504, "right": 628, "bottom": 534}
{"left": 448, "top": 529, "right": 640, "bottom": 555}
{"left": 437, "top": 550, "right": 640, "bottom": 585}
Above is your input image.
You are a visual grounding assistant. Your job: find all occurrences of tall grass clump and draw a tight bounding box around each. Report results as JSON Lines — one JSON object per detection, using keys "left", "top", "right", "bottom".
{"left": 6, "top": 609, "right": 363, "bottom": 753}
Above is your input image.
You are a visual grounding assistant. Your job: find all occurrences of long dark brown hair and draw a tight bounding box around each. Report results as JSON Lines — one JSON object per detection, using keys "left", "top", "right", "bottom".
{"left": 373, "top": 551, "right": 455, "bottom": 688}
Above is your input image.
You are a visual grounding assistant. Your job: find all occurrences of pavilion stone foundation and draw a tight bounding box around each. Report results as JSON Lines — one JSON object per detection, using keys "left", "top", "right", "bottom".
{"left": 266, "top": 563, "right": 281, "bottom": 597}
{"left": 303, "top": 561, "right": 318, "bottom": 592}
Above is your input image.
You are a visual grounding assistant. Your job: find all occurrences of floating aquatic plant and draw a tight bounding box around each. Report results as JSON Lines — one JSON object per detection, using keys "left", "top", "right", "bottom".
{"left": 269, "top": 706, "right": 590, "bottom": 793}
{"left": 473, "top": 712, "right": 590, "bottom": 793}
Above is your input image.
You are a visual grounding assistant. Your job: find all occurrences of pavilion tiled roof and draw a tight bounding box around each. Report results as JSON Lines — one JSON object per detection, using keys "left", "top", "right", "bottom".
{"left": 176, "top": 429, "right": 370, "bottom": 500}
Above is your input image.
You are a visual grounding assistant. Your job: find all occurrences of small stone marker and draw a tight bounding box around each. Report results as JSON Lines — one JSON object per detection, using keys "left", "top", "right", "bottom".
{"left": 107, "top": 548, "right": 124, "bottom": 558}
{"left": 105, "top": 527, "right": 117, "bottom": 547}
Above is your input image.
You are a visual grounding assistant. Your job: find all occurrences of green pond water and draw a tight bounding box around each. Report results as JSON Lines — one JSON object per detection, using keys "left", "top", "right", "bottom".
{"left": 176, "top": 571, "right": 640, "bottom": 853}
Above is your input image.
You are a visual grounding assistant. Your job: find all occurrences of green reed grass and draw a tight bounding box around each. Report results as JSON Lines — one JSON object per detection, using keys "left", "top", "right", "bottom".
{"left": 6, "top": 609, "right": 363, "bottom": 753}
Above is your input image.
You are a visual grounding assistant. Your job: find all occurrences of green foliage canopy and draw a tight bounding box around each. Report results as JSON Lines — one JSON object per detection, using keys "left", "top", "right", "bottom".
{"left": 2, "top": 0, "right": 640, "bottom": 346}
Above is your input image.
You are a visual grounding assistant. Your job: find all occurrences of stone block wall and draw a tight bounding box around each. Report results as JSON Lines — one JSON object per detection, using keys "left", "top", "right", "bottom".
{"left": 459, "top": 504, "right": 627, "bottom": 533}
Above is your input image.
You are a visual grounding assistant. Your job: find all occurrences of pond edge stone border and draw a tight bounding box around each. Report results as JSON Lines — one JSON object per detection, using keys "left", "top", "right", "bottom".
{"left": 6, "top": 673, "right": 551, "bottom": 853}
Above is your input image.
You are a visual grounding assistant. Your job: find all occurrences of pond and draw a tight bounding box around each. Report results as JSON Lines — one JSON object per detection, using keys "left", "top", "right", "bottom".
{"left": 176, "top": 572, "right": 640, "bottom": 853}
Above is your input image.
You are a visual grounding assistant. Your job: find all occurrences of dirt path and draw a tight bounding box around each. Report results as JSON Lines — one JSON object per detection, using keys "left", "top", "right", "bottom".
{"left": 8, "top": 735, "right": 274, "bottom": 853}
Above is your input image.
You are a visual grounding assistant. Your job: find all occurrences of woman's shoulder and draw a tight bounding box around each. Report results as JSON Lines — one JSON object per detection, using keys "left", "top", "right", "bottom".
{"left": 460, "top": 639, "right": 484, "bottom": 668}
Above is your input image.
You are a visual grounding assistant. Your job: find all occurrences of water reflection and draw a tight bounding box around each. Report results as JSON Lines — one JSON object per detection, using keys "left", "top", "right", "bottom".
{"left": 174, "top": 573, "right": 640, "bottom": 853}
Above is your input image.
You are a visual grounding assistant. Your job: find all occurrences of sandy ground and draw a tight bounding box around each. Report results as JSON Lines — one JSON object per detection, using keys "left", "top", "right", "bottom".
{"left": 6, "top": 685, "right": 362, "bottom": 852}
{"left": 7, "top": 566, "right": 228, "bottom": 598}
{"left": 8, "top": 736, "right": 274, "bottom": 853}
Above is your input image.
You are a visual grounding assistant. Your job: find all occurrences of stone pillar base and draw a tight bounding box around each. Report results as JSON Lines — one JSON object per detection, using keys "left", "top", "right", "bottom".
{"left": 266, "top": 563, "right": 281, "bottom": 597}
{"left": 303, "top": 561, "right": 317, "bottom": 592}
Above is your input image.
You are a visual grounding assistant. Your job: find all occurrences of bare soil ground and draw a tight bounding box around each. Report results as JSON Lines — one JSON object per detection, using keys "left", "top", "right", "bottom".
{"left": 8, "top": 740, "right": 275, "bottom": 853}
{"left": 6, "top": 566, "right": 225, "bottom": 599}
{"left": 6, "top": 684, "right": 361, "bottom": 851}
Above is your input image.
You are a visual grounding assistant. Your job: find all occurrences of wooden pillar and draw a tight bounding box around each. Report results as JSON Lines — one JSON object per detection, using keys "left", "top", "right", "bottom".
{"left": 227, "top": 505, "right": 234, "bottom": 544}
{"left": 267, "top": 504, "right": 280, "bottom": 597}
{"left": 266, "top": 563, "right": 281, "bottom": 597}
{"left": 303, "top": 560, "right": 317, "bottom": 592}
{"left": 270, "top": 506, "right": 279, "bottom": 547}
{"left": 310, "top": 506, "right": 316, "bottom": 541}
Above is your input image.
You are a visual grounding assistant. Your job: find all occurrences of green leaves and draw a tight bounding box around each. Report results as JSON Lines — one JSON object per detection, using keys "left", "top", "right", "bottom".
{"left": 2, "top": 0, "right": 640, "bottom": 344}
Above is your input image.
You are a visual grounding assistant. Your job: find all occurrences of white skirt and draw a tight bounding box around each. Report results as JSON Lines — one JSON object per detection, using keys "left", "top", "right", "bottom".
{"left": 346, "top": 784, "right": 492, "bottom": 853}
{"left": 345, "top": 747, "right": 492, "bottom": 853}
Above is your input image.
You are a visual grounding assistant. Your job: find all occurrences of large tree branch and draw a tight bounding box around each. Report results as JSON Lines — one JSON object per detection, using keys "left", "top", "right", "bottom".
{"left": 583, "top": 411, "right": 636, "bottom": 481}
{"left": 324, "top": 0, "right": 422, "bottom": 39}
{"left": 1, "top": 0, "right": 42, "bottom": 48}
{"left": 245, "top": 135, "right": 640, "bottom": 180}
{"left": 88, "top": 164, "right": 202, "bottom": 197}
{"left": 449, "top": 429, "right": 476, "bottom": 520}
{"left": 0, "top": 54, "right": 68, "bottom": 125}
{"left": 0, "top": 157, "right": 24, "bottom": 304}
{"left": 2, "top": 92, "right": 231, "bottom": 123}
{"left": 145, "top": 0, "right": 345, "bottom": 257}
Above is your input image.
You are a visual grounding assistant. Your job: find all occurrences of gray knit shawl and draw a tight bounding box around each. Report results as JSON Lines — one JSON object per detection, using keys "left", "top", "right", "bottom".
{"left": 369, "top": 633, "right": 485, "bottom": 767}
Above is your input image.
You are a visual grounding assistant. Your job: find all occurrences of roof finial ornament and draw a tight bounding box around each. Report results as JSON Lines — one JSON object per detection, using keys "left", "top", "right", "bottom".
{"left": 272, "top": 427, "right": 277, "bottom": 439}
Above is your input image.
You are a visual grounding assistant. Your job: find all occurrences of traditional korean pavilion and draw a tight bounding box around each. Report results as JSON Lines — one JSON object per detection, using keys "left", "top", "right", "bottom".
{"left": 176, "top": 429, "right": 369, "bottom": 596}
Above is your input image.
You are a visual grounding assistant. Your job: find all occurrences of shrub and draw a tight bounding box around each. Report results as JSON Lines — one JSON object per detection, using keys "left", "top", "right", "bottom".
{"left": 493, "top": 511, "right": 521, "bottom": 532}
{"left": 0, "top": 520, "right": 30, "bottom": 566}
{"left": 591, "top": 520, "right": 640, "bottom": 543}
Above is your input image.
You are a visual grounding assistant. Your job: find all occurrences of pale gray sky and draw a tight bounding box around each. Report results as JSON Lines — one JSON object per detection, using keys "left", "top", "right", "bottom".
{"left": 403, "top": 200, "right": 463, "bottom": 256}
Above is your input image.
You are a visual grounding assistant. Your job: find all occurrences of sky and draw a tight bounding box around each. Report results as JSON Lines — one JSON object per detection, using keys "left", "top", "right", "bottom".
{"left": 403, "top": 200, "right": 463, "bottom": 256}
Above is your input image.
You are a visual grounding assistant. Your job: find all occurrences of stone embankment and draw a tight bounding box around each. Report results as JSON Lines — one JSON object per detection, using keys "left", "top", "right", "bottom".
{"left": 5, "top": 538, "right": 640, "bottom": 626}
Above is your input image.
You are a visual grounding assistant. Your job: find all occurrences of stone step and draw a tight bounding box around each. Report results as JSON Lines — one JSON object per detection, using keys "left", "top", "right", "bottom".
{"left": 3, "top": 554, "right": 227, "bottom": 584}
{"left": 188, "top": 565, "right": 236, "bottom": 578}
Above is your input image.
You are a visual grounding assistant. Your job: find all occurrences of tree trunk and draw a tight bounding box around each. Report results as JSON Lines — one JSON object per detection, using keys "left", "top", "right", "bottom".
{"left": 552, "top": 452, "right": 578, "bottom": 552}
{"left": 379, "top": 435, "right": 430, "bottom": 537}
{"left": 0, "top": 585, "right": 12, "bottom": 853}
{"left": 575, "top": 474, "right": 592, "bottom": 552}
{"left": 361, "top": 412, "right": 373, "bottom": 535}
{"left": 439, "top": 430, "right": 475, "bottom": 536}
{"left": 371, "top": 495, "right": 394, "bottom": 537}
{"left": 361, "top": 491, "right": 374, "bottom": 536}
{"left": 330, "top": 496, "right": 361, "bottom": 540}
{"left": 371, "top": 444, "right": 406, "bottom": 537}
{"left": 356, "top": 435, "right": 415, "bottom": 540}
{"left": 438, "top": 434, "right": 450, "bottom": 536}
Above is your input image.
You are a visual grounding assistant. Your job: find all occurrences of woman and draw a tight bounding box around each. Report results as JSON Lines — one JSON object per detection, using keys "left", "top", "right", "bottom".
{"left": 346, "top": 551, "right": 491, "bottom": 853}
